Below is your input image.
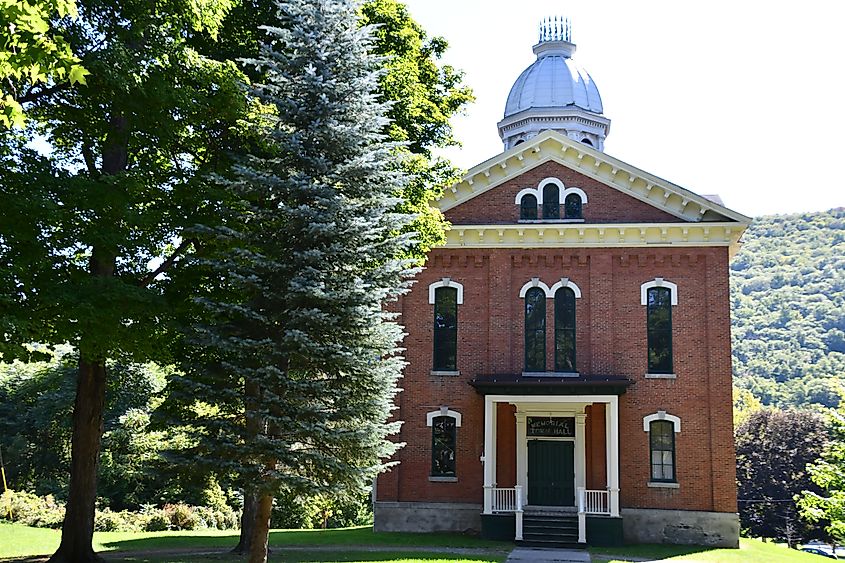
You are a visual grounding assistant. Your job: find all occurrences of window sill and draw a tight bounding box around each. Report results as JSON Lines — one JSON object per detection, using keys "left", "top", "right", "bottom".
{"left": 429, "top": 476, "right": 458, "bottom": 482}
{"left": 430, "top": 370, "right": 461, "bottom": 376}
{"left": 522, "top": 371, "right": 580, "bottom": 378}
{"left": 648, "top": 481, "right": 679, "bottom": 489}
{"left": 645, "top": 373, "right": 677, "bottom": 379}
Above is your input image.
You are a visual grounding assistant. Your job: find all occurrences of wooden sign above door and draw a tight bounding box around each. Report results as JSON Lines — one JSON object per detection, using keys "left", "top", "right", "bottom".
{"left": 526, "top": 416, "right": 575, "bottom": 437}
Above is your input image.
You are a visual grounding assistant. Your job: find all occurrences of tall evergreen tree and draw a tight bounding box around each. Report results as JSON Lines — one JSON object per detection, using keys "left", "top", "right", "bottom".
{"left": 165, "top": 1, "right": 416, "bottom": 561}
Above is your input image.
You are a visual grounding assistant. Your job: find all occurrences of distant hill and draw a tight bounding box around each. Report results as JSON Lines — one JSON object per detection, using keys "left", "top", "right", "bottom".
{"left": 731, "top": 208, "right": 845, "bottom": 408}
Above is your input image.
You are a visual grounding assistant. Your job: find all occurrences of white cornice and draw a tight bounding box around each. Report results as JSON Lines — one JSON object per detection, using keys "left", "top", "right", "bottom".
{"left": 441, "top": 222, "right": 746, "bottom": 257}
{"left": 436, "top": 130, "right": 752, "bottom": 225}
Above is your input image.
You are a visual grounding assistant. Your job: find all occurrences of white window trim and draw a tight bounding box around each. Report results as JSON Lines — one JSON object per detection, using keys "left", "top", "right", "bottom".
{"left": 426, "top": 407, "right": 462, "bottom": 427}
{"left": 640, "top": 277, "right": 678, "bottom": 306}
{"left": 548, "top": 277, "right": 582, "bottom": 298}
{"left": 428, "top": 277, "right": 464, "bottom": 305}
{"left": 642, "top": 410, "right": 681, "bottom": 433}
{"left": 518, "top": 277, "right": 552, "bottom": 298}
{"left": 562, "top": 186, "right": 588, "bottom": 204}
{"left": 514, "top": 177, "right": 588, "bottom": 205}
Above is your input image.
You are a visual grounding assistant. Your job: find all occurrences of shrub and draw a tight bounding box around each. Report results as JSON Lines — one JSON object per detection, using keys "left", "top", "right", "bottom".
{"left": 1, "top": 489, "right": 239, "bottom": 532}
{"left": 143, "top": 511, "right": 171, "bottom": 532}
{"left": 165, "top": 503, "right": 200, "bottom": 530}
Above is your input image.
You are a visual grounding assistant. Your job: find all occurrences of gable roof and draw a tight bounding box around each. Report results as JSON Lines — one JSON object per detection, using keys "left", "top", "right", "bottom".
{"left": 435, "top": 130, "right": 751, "bottom": 225}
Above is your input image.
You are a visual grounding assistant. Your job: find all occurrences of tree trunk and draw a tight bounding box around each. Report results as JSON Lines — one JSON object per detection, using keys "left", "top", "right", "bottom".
{"left": 47, "top": 359, "right": 107, "bottom": 563}
{"left": 248, "top": 492, "right": 274, "bottom": 563}
{"left": 232, "top": 488, "right": 259, "bottom": 554}
{"left": 50, "top": 114, "right": 126, "bottom": 563}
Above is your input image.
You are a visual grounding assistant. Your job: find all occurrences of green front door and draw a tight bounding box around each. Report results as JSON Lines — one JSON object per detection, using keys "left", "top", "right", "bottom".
{"left": 528, "top": 440, "right": 575, "bottom": 506}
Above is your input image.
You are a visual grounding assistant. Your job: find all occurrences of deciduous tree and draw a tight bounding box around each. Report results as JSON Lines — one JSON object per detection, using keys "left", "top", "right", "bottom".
{"left": 799, "top": 406, "right": 845, "bottom": 546}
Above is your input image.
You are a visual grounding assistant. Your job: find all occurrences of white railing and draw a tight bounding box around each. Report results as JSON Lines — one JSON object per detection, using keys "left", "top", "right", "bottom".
{"left": 487, "top": 486, "right": 524, "bottom": 541}
{"left": 491, "top": 487, "right": 516, "bottom": 512}
{"left": 579, "top": 488, "right": 610, "bottom": 515}
{"left": 577, "top": 487, "right": 611, "bottom": 544}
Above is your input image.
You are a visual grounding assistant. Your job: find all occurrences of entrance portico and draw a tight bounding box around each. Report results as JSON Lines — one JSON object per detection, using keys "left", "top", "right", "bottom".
{"left": 472, "top": 375, "right": 629, "bottom": 544}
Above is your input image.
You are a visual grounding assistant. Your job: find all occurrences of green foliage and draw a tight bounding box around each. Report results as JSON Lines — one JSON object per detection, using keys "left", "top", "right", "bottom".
{"left": 0, "top": 0, "right": 88, "bottom": 127}
{"left": 798, "top": 407, "right": 845, "bottom": 544}
{"left": 732, "top": 209, "right": 845, "bottom": 408}
{"left": 360, "top": 0, "right": 474, "bottom": 259}
{"left": 0, "top": 490, "right": 239, "bottom": 532}
{"left": 270, "top": 492, "right": 372, "bottom": 530}
{"left": 735, "top": 408, "right": 830, "bottom": 542}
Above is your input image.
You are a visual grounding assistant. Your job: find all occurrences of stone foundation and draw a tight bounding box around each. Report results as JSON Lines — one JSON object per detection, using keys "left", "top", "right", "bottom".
{"left": 373, "top": 501, "right": 482, "bottom": 534}
{"left": 621, "top": 508, "right": 739, "bottom": 547}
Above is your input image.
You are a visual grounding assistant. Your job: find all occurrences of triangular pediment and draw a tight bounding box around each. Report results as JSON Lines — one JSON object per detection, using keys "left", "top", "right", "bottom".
{"left": 436, "top": 130, "right": 751, "bottom": 224}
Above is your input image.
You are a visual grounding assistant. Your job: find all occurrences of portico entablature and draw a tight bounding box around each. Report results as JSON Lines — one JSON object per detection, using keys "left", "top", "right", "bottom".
{"left": 434, "top": 130, "right": 751, "bottom": 225}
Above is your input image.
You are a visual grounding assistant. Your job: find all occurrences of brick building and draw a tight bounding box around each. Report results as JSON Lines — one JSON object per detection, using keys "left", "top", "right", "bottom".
{"left": 373, "top": 21, "right": 749, "bottom": 547}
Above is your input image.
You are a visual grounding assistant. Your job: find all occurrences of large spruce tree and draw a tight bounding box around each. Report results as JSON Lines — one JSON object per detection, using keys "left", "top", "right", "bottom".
{"left": 166, "top": 1, "right": 416, "bottom": 561}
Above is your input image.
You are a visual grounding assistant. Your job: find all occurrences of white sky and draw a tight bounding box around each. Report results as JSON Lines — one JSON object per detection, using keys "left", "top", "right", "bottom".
{"left": 402, "top": 0, "right": 845, "bottom": 218}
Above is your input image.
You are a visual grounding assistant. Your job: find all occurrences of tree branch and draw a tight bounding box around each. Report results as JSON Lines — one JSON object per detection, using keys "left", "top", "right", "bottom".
{"left": 18, "top": 82, "right": 72, "bottom": 104}
{"left": 81, "top": 142, "right": 99, "bottom": 176}
{"left": 138, "top": 238, "right": 195, "bottom": 287}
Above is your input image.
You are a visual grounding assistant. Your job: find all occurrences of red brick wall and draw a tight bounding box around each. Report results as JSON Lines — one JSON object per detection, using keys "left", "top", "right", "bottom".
{"left": 444, "top": 161, "right": 683, "bottom": 225}
{"left": 376, "top": 245, "right": 737, "bottom": 514}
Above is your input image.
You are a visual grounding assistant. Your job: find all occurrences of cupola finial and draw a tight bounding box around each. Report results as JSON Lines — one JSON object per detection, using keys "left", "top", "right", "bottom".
{"left": 538, "top": 15, "right": 571, "bottom": 44}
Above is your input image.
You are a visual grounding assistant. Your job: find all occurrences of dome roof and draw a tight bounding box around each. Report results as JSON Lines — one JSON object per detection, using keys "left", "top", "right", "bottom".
{"left": 504, "top": 42, "right": 603, "bottom": 118}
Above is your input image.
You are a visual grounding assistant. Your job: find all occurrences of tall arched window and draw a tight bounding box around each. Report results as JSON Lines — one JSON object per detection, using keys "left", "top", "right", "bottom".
{"left": 564, "top": 193, "right": 583, "bottom": 219}
{"left": 554, "top": 287, "right": 576, "bottom": 372}
{"left": 524, "top": 287, "right": 546, "bottom": 371}
{"left": 542, "top": 184, "right": 560, "bottom": 219}
{"left": 646, "top": 287, "right": 673, "bottom": 374}
{"left": 520, "top": 194, "right": 538, "bottom": 220}
{"left": 433, "top": 286, "right": 458, "bottom": 371}
{"left": 649, "top": 420, "right": 676, "bottom": 482}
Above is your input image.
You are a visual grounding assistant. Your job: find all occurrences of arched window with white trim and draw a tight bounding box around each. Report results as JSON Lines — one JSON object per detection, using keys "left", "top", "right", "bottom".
{"left": 542, "top": 183, "right": 560, "bottom": 219}
{"left": 520, "top": 193, "right": 538, "bottom": 220}
{"left": 554, "top": 286, "right": 577, "bottom": 372}
{"left": 641, "top": 278, "right": 678, "bottom": 375}
{"left": 429, "top": 279, "right": 463, "bottom": 373}
{"left": 643, "top": 411, "right": 680, "bottom": 483}
{"left": 427, "top": 409, "right": 461, "bottom": 478}
{"left": 524, "top": 287, "right": 546, "bottom": 372}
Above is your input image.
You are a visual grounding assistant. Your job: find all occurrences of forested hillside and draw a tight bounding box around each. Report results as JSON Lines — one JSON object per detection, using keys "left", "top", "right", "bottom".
{"left": 731, "top": 208, "right": 845, "bottom": 408}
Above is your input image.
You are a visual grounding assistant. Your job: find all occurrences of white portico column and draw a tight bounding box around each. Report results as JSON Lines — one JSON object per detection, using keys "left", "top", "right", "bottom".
{"left": 575, "top": 413, "right": 587, "bottom": 494}
{"left": 515, "top": 411, "right": 527, "bottom": 492}
{"left": 606, "top": 397, "right": 620, "bottom": 517}
{"left": 483, "top": 396, "right": 497, "bottom": 514}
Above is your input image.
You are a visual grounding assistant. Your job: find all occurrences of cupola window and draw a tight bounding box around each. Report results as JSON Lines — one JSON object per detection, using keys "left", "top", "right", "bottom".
{"left": 542, "top": 184, "right": 560, "bottom": 219}
{"left": 564, "top": 193, "right": 583, "bottom": 219}
{"left": 520, "top": 194, "right": 538, "bottom": 220}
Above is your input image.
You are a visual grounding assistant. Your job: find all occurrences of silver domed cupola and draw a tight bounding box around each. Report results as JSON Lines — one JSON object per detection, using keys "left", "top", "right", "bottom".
{"left": 498, "top": 18, "right": 611, "bottom": 151}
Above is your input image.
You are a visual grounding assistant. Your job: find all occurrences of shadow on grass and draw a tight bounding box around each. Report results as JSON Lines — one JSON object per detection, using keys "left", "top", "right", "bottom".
{"left": 110, "top": 551, "right": 505, "bottom": 563}
{"left": 98, "top": 526, "right": 510, "bottom": 554}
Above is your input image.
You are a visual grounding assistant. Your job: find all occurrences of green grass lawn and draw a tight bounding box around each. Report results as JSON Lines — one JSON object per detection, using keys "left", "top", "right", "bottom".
{"left": 1, "top": 522, "right": 828, "bottom": 563}
{"left": 593, "top": 537, "right": 833, "bottom": 562}
{"left": 0, "top": 523, "right": 510, "bottom": 562}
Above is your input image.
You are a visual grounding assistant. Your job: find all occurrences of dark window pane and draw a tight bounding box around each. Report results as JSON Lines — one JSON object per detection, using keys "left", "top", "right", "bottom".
{"left": 520, "top": 194, "right": 538, "bottom": 220}
{"left": 433, "top": 287, "right": 458, "bottom": 371}
{"left": 649, "top": 420, "right": 676, "bottom": 482}
{"left": 543, "top": 185, "right": 560, "bottom": 219}
{"left": 554, "top": 288, "right": 576, "bottom": 372}
{"left": 432, "top": 416, "right": 456, "bottom": 476}
{"left": 564, "top": 193, "right": 583, "bottom": 219}
{"left": 647, "top": 287, "right": 673, "bottom": 373}
{"left": 525, "top": 287, "right": 546, "bottom": 371}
